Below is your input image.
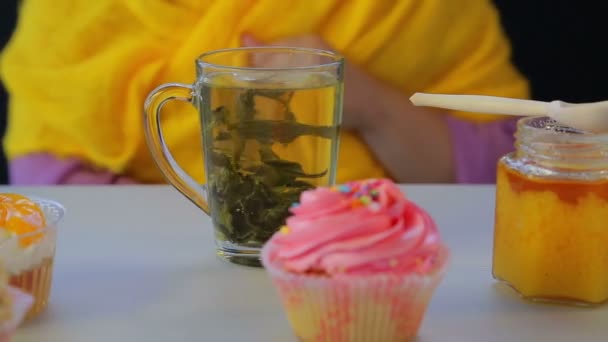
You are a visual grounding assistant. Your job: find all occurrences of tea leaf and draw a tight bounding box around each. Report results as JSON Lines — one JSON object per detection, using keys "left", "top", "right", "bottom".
{"left": 228, "top": 120, "right": 336, "bottom": 145}
{"left": 207, "top": 88, "right": 332, "bottom": 246}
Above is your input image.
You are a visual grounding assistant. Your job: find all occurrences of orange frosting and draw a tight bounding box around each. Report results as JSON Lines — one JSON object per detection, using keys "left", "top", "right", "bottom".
{"left": 0, "top": 194, "right": 46, "bottom": 247}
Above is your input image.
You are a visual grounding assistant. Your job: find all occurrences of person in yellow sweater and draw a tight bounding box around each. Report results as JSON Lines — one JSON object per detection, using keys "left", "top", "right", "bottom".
{"left": 1, "top": 0, "right": 528, "bottom": 185}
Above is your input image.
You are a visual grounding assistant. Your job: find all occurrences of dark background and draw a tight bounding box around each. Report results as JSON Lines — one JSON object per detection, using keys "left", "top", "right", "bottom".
{"left": 1, "top": 1, "right": 607, "bottom": 184}
{"left": 492, "top": 1, "right": 608, "bottom": 103}
{"left": 0, "top": 0, "right": 18, "bottom": 184}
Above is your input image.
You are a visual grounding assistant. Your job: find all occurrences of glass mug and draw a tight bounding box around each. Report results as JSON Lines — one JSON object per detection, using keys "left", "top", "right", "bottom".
{"left": 143, "top": 47, "right": 344, "bottom": 266}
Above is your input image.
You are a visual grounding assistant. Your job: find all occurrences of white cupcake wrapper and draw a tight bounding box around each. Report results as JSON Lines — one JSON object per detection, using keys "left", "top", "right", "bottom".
{"left": 262, "top": 244, "right": 449, "bottom": 342}
{"left": 0, "top": 286, "right": 34, "bottom": 339}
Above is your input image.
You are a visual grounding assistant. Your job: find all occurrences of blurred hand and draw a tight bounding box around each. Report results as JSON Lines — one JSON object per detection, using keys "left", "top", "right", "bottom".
{"left": 241, "top": 34, "right": 387, "bottom": 130}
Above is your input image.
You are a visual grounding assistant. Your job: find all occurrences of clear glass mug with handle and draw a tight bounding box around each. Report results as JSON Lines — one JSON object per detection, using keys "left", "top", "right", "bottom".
{"left": 143, "top": 47, "right": 344, "bottom": 266}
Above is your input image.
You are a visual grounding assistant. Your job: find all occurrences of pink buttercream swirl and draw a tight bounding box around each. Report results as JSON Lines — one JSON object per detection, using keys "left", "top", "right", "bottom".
{"left": 264, "top": 178, "right": 445, "bottom": 276}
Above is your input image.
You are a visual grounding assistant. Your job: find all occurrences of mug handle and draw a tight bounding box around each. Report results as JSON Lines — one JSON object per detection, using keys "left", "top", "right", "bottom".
{"left": 143, "top": 83, "right": 209, "bottom": 214}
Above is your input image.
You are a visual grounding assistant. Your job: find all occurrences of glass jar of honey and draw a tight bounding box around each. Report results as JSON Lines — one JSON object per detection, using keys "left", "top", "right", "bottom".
{"left": 493, "top": 116, "right": 608, "bottom": 305}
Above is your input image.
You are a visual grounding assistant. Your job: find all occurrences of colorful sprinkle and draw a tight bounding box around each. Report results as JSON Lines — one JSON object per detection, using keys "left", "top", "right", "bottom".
{"left": 280, "top": 226, "right": 291, "bottom": 235}
{"left": 290, "top": 202, "right": 300, "bottom": 209}
{"left": 338, "top": 185, "right": 351, "bottom": 193}
{"left": 389, "top": 259, "right": 398, "bottom": 268}
{"left": 351, "top": 200, "right": 363, "bottom": 208}
{"left": 359, "top": 195, "right": 372, "bottom": 205}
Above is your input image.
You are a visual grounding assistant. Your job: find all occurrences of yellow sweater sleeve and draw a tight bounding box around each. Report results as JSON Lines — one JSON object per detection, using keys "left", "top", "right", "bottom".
{"left": 1, "top": 0, "right": 339, "bottom": 182}
{"left": 1, "top": 0, "right": 528, "bottom": 184}
{"left": 1, "top": 1, "right": 194, "bottom": 173}
{"left": 322, "top": 0, "right": 529, "bottom": 122}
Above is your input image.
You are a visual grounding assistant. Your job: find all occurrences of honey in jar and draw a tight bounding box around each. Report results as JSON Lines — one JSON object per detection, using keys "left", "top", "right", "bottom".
{"left": 493, "top": 116, "right": 608, "bottom": 305}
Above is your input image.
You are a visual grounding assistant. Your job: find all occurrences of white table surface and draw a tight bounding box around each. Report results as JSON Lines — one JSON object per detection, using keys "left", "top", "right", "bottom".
{"left": 4, "top": 185, "right": 607, "bottom": 342}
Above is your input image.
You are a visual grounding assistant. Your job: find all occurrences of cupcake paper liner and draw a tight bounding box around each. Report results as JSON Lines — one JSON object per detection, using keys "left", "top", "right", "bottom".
{"left": 0, "top": 287, "right": 34, "bottom": 341}
{"left": 262, "top": 244, "right": 449, "bottom": 342}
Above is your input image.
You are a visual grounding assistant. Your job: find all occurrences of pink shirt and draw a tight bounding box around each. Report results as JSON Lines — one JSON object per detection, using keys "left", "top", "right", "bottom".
{"left": 10, "top": 154, "right": 136, "bottom": 185}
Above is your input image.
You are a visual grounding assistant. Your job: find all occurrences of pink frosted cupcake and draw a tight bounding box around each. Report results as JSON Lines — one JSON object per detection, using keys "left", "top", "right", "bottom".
{"left": 262, "top": 178, "right": 449, "bottom": 342}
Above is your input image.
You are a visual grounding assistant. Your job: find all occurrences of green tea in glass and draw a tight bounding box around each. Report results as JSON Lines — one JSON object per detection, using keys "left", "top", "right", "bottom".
{"left": 144, "top": 47, "right": 344, "bottom": 266}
